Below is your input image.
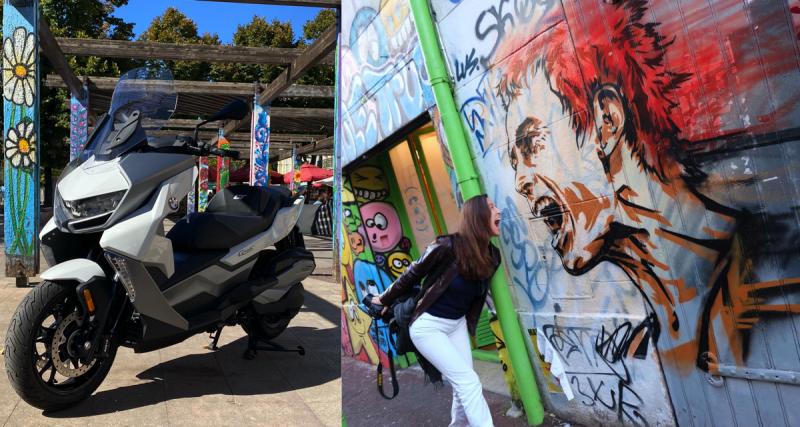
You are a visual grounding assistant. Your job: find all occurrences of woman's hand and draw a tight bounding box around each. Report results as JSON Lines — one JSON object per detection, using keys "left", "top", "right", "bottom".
{"left": 371, "top": 296, "right": 389, "bottom": 315}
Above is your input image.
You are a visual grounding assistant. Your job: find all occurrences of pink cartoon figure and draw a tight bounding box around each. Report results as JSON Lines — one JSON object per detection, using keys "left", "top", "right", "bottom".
{"left": 359, "top": 202, "right": 402, "bottom": 253}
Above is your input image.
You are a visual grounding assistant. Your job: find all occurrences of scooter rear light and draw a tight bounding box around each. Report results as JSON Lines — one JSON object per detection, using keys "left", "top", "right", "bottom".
{"left": 104, "top": 252, "right": 136, "bottom": 303}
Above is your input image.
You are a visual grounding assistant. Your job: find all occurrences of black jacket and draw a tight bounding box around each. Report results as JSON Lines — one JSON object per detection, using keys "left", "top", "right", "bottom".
{"left": 378, "top": 235, "right": 501, "bottom": 335}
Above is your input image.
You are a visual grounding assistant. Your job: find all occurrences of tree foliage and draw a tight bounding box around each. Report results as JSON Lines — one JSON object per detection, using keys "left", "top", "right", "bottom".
{"left": 2, "top": 0, "right": 135, "bottom": 174}
{"left": 296, "top": 9, "right": 335, "bottom": 88}
{"left": 210, "top": 16, "right": 296, "bottom": 84}
{"left": 139, "top": 7, "right": 220, "bottom": 81}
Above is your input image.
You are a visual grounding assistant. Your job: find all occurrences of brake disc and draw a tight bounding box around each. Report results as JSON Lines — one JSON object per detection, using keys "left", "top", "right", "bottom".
{"left": 50, "top": 312, "right": 96, "bottom": 377}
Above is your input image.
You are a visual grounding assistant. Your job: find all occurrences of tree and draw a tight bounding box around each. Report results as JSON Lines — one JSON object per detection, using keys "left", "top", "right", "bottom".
{"left": 139, "top": 7, "right": 220, "bottom": 81}
{"left": 1, "top": 1, "right": 135, "bottom": 194}
{"left": 210, "top": 16, "right": 296, "bottom": 84}
{"left": 296, "top": 9, "right": 335, "bottom": 87}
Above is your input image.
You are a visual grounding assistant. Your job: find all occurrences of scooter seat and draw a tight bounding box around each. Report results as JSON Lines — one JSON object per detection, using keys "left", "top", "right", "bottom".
{"left": 167, "top": 185, "right": 294, "bottom": 251}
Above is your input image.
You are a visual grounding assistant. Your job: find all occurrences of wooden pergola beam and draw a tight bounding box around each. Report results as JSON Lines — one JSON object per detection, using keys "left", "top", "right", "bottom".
{"left": 259, "top": 25, "right": 338, "bottom": 105}
{"left": 45, "top": 75, "right": 335, "bottom": 98}
{"left": 38, "top": 20, "right": 83, "bottom": 95}
{"left": 275, "top": 136, "right": 334, "bottom": 160}
{"left": 56, "top": 37, "right": 335, "bottom": 65}
{"left": 199, "top": 0, "right": 340, "bottom": 7}
{"left": 216, "top": 24, "right": 338, "bottom": 143}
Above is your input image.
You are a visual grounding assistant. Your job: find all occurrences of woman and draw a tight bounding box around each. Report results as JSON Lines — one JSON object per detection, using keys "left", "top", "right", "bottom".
{"left": 373, "top": 194, "right": 502, "bottom": 427}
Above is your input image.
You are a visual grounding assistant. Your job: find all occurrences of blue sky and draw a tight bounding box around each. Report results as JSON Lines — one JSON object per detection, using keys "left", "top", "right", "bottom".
{"left": 114, "top": 0, "right": 324, "bottom": 43}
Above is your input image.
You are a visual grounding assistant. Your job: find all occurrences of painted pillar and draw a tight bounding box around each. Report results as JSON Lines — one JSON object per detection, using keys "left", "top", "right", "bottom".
{"left": 217, "top": 128, "right": 230, "bottom": 190}
{"left": 289, "top": 145, "right": 298, "bottom": 193}
{"left": 250, "top": 96, "right": 270, "bottom": 187}
{"left": 69, "top": 87, "right": 88, "bottom": 161}
{"left": 409, "top": 0, "right": 545, "bottom": 424}
{"left": 198, "top": 156, "right": 209, "bottom": 212}
{"left": 332, "top": 26, "right": 341, "bottom": 281}
{"left": 2, "top": 0, "right": 41, "bottom": 279}
{"left": 187, "top": 176, "right": 196, "bottom": 214}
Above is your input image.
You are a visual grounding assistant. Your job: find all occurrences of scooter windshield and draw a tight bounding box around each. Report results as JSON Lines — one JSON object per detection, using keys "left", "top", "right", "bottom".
{"left": 79, "top": 66, "right": 178, "bottom": 162}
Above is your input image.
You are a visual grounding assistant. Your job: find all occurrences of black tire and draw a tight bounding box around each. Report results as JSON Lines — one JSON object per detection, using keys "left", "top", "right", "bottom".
{"left": 241, "top": 310, "right": 297, "bottom": 341}
{"left": 4, "top": 281, "right": 117, "bottom": 411}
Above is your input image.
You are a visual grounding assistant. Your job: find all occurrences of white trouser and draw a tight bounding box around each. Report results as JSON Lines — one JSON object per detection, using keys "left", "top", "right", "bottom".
{"left": 409, "top": 312, "right": 494, "bottom": 427}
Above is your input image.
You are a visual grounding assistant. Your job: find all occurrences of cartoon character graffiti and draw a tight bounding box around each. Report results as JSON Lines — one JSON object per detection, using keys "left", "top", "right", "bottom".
{"left": 359, "top": 201, "right": 403, "bottom": 253}
{"left": 387, "top": 251, "right": 412, "bottom": 278}
{"left": 490, "top": 0, "right": 800, "bottom": 382}
{"left": 349, "top": 232, "right": 366, "bottom": 256}
{"left": 350, "top": 165, "right": 389, "bottom": 202}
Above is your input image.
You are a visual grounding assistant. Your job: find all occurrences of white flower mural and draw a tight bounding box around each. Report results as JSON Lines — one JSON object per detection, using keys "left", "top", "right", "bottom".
{"left": 3, "top": 27, "right": 36, "bottom": 107}
{"left": 5, "top": 119, "right": 36, "bottom": 169}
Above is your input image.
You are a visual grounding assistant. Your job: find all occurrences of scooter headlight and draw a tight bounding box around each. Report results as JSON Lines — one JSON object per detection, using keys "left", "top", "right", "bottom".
{"left": 63, "top": 190, "right": 126, "bottom": 218}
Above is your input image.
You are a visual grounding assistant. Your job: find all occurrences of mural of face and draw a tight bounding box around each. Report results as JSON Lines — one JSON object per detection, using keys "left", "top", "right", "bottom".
{"left": 359, "top": 201, "right": 403, "bottom": 253}
{"left": 503, "top": 68, "right": 616, "bottom": 274}
{"left": 350, "top": 166, "right": 389, "bottom": 202}
{"left": 349, "top": 232, "right": 365, "bottom": 255}
{"left": 387, "top": 251, "right": 412, "bottom": 278}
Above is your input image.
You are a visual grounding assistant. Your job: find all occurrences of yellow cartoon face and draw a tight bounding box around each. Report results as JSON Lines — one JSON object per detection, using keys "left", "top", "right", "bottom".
{"left": 350, "top": 166, "right": 389, "bottom": 202}
{"left": 387, "top": 251, "right": 412, "bottom": 278}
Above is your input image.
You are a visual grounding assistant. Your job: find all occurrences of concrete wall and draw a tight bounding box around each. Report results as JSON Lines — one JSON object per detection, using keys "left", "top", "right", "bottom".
{"left": 432, "top": 0, "right": 800, "bottom": 426}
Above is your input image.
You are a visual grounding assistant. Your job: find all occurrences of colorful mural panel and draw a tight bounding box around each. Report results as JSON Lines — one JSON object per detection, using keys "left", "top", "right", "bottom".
{"left": 250, "top": 100, "right": 270, "bottom": 186}
{"left": 340, "top": 160, "right": 420, "bottom": 366}
{"left": 3, "top": 1, "right": 40, "bottom": 277}
{"left": 433, "top": 0, "right": 800, "bottom": 425}
{"left": 217, "top": 131, "right": 230, "bottom": 190}
{"left": 69, "top": 91, "right": 88, "bottom": 161}
{"left": 198, "top": 156, "right": 209, "bottom": 212}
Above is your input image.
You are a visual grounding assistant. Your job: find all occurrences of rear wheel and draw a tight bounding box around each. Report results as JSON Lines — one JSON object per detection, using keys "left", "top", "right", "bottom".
{"left": 241, "top": 310, "right": 297, "bottom": 341}
{"left": 4, "top": 281, "right": 117, "bottom": 411}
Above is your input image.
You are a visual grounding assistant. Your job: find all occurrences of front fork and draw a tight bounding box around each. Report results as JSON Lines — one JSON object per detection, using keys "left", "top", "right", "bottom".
{"left": 73, "top": 277, "right": 129, "bottom": 363}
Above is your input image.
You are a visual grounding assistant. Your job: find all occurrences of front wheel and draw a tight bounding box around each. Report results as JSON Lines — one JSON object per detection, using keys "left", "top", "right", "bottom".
{"left": 4, "top": 281, "right": 117, "bottom": 411}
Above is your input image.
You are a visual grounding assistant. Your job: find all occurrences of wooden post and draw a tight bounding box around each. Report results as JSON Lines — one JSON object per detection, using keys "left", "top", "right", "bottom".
{"left": 249, "top": 90, "right": 270, "bottom": 187}
{"left": 69, "top": 84, "right": 88, "bottom": 160}
{"left": 3, "top": 0, "right": 41, "bottom": 283}
{"left": 217, "top": 128, "right": 230, "bottom": 189}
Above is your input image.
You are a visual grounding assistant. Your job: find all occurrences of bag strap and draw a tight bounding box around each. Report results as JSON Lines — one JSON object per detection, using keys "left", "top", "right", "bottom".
{"left": 374, "top": 319, "right": 399, "bottom": 399}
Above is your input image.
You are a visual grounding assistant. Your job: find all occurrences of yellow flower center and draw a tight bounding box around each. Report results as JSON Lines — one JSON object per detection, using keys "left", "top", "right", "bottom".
{"left": 14, "top": 64, "right": 27, "bottom": 79}
{"left": 18, "top": 138, "right": 29, "bottom": 154}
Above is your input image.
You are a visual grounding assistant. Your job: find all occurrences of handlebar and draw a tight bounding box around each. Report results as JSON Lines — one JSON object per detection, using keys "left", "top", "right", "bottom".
{"left": 175, "top": 135, "right": 240, "bottom": 159}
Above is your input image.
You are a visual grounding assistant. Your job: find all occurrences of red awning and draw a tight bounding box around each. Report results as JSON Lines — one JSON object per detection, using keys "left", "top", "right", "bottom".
{"left": 283, "top": 163, "right": 333, "bottom": 184}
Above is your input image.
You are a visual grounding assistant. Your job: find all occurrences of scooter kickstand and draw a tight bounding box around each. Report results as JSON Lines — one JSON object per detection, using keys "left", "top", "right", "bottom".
{"left": 206, "top": 326, "right": 223, "bottom": 351}
{"left": 243, "top": 334, "right": 305, "bottom": 360}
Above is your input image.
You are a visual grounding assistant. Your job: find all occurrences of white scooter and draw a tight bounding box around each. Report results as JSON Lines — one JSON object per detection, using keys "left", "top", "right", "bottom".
{"left": 3, "top": 67, "right": 315, "bottom": 411}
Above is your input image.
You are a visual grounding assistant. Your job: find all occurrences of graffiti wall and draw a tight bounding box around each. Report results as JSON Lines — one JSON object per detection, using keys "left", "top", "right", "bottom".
{"left": 340, "top": 159, "right": 420, "bottom": 366}
{"left": 339, "top": 0, "right": 435, "bottom": 166}
{"left": 432, "top": 0, "right": 800, "bottom": 426}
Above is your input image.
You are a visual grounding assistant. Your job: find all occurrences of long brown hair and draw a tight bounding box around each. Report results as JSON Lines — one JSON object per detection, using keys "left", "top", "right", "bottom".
{"left": 454, "top": 194, "right": 495, "bottom": 280}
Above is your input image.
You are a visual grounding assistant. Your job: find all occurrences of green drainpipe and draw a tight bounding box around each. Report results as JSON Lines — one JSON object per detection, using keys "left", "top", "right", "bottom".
{"left": 409, "top": 1, "right": 546, "bottom": 425}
